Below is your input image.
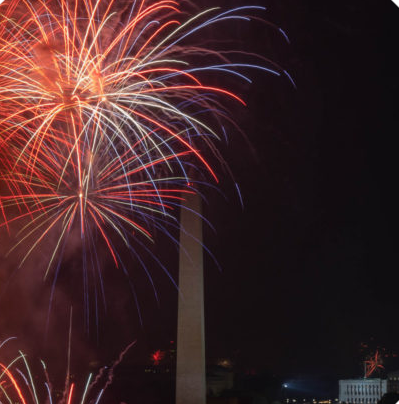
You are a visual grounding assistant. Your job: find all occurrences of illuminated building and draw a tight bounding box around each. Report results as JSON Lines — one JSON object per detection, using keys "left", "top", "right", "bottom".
{"left": 338, "top": 378, "right": 387, "bottom": 404}
{"left": 387, "top": 371, "right": 399, "bottom": 393}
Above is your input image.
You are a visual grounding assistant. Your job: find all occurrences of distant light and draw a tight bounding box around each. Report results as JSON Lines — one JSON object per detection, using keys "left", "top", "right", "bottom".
{"left": 283, "top": 384, "right": 288, "bottom": 388}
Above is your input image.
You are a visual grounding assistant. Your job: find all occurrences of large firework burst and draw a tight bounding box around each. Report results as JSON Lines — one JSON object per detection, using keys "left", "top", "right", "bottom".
{"left": 0, "top": 0, "right": 289, "bottom": 319}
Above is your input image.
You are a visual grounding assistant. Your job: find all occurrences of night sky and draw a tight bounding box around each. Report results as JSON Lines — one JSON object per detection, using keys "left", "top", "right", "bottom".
{"left": 149, "top": 0, "right": 399, "bottom": 380}
{"left": 201, "top": 0, "right": 399, "bottom": 379}
{"left": 1, "top": 0, "right": 399, "bottom": 396}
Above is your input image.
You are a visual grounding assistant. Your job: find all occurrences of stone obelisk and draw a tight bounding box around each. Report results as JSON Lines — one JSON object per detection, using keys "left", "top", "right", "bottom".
{"left": 175, "top": 191, "right": 206, "bottom": 404}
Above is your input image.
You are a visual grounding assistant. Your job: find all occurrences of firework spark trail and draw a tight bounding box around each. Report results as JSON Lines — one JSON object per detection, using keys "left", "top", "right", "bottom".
{"left": 0, "top": 338, "right": 135, "bottom": 404}
{"left": 0, "top": 0, "right": 291, "bottom": 321}
{"left": 89, "top": 340, "right": 137, "bottom": 393}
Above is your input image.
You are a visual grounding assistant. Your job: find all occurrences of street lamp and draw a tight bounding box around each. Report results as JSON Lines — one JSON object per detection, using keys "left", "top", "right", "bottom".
{"left": 282, "top": 384, "right": 289, "bottom": 402}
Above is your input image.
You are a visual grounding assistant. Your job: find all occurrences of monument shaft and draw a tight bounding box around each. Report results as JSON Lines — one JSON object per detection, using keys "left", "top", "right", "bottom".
{"left": 176, "top": 192, "right": 206, "bottom": 404}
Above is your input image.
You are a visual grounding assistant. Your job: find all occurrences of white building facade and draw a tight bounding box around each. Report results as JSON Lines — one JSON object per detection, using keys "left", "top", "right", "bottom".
{"left": 339, "top": 379, "right": 387, "bottom": 404}
{"left": 387, "top": 371, "right": 399, "bottom": 393}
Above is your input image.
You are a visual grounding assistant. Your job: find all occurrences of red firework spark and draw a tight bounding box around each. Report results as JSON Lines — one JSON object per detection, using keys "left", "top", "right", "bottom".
{"left": 151, "top": 349, "right": 165, "bottom": 366}
{"left": 364, "top": 350, "right": 384, "bottom": 378}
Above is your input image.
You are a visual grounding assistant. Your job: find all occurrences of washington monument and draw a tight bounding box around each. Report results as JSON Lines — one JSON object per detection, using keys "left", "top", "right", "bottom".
{"left": 176, "top": 191, "right": 206, "bottom": 404}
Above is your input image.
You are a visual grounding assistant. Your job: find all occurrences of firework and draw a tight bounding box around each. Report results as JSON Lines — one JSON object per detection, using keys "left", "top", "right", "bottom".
{"left": 151, "top": 349, "right": 165, "bottom": 366}
{"left": 0, "top": 337, "right": 135, "bottom": 404}
{"left": 364, "top": 350, "right": 384, "bottom": 378}
{"left": 0, "top": 0, "right": 289, "bottom": 316}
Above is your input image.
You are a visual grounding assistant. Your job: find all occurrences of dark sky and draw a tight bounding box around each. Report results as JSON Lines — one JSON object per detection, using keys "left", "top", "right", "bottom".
{"left": 1, "top": 0, "right": 399, "bottom": 395}
{"left": 201, "top": 0, "right": 399, "bottom": 379}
